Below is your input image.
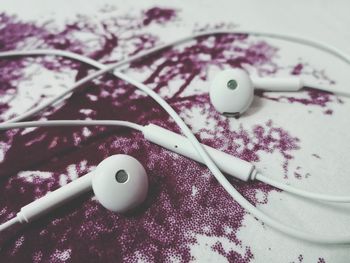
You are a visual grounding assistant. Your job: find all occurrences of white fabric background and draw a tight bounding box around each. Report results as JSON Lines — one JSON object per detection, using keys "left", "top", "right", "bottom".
{"left": 1, "top": 0, "right": 350, "bottom": 262}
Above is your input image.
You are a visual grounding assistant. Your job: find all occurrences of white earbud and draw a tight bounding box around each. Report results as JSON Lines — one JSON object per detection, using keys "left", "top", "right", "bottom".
{"left": 92, "top": 154, "right": 148, "bottom": 213}
{"left": 209, "top": 69, "right": 303, "bottom": 116}
{"left": 0, "top": 154, "right": 148, "bottom": 231}
{"left": 209, "top": 68, "right": 254, "bottom": 117}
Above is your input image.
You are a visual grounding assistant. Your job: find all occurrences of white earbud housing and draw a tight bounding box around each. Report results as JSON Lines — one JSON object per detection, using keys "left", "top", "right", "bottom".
{"left": 209, "top": 68, "right": 254, "bottom": 117}
{"left": 92, "top": 154, "right": 148, "bottom": 213}
{"left": 11, "top": 154, "right": 148, "bottom": 228}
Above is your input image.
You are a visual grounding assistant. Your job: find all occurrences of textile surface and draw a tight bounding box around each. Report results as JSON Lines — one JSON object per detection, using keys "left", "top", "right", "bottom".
{"left": 0, "top": 0, "right": 350, "bottom": 262}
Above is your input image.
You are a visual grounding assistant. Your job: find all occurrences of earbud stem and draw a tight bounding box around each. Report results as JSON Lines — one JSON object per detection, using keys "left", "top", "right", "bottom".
{"left": 17, "top": 172, "right": 93, "bottom": 224}
{"left": 252, "top": 76, "right": 302, "bottom": 92}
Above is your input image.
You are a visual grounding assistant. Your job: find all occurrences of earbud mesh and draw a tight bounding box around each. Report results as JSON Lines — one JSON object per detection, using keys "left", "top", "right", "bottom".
{"left": 115, "top": 170, "right": 128, "bottom": 183}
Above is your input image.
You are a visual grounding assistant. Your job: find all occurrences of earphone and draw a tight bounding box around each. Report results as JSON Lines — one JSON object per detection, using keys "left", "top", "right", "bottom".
{"left": 209, "top": 68, "right": 303, "bottom": 117}
{"left": 1, "top": 29, "right": 350, "bottom": 245}
{"left": 209, "top": 68, "right": 350, "bottom": 117}
{"left": 0, "top": 154, "right": 148, "bottom": 231}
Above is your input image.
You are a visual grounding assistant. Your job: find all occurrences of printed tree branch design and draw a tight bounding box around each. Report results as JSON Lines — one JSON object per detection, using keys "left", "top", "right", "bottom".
{"left": 0, "top": 7, "right": 336, "bottom": 263}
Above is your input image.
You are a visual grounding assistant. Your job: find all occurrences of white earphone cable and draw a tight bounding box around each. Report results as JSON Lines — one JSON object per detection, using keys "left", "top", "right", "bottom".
{"left": 0, "top": 29, "right": 350, "bottom": 124}
{"left": 114, "top": 70, "right": 350, "bottom": 244}
{"left": 2, "top": 120, "right": 350, "bottom": 204}
{"left": 0, "top": 120, "right": 143, "bottom": 132}
{"left": 0, "top": 120, "right": 143, "bottom": 232}
{"left": 256, "top": 173, "right": 350, "bottom": 203}
{"left": 302, "top": 79, "right": 350, "bottom": 98}
{"left": 0, "top": 216, "right": 19, "bottom": 232}
{"left": 1, "top": 30, "right": 350, "bottom": 243}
